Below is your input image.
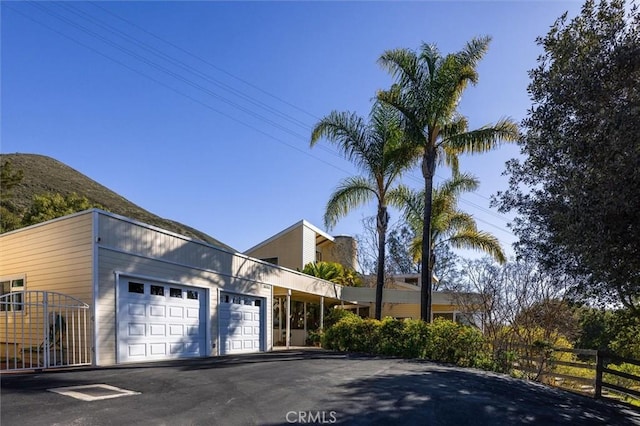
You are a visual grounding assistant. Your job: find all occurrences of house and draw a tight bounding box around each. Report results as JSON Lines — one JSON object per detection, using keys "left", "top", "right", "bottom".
{"left": 244, "top": 219, "right": 358, "bottom": 272}
{"left": 0, "top": 212, "right": 478, "bottom": 371}
{"left": 245, "top": 220, "right": 479, "bottom": 334}
{"left": 0, "top": 210, "right": 344, "bottom": 370}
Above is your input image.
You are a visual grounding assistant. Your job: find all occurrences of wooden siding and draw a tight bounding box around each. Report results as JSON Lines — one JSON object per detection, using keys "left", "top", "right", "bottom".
{"left": 244, "top": 226, "right": 304, "bottom": 271}
{"left": 0, "top": 212, "right": 94, "bottom": 358}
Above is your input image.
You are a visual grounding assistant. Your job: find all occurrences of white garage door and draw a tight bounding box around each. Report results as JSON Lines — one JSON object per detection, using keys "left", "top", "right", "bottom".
{"left": 219, "top": 292, "right": 263, "bottom": 355}
{"left": 118, "top": 279, "right": 206, "bottom": 363}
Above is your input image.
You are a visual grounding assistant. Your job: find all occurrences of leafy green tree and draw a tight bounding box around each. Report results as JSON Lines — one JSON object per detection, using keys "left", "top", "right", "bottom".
{"left": 496, "top": 0, "right": 640, "bottom": 315}
{"left": 398, "top": 172, "right": 506, "bottom": 283}
{"left": 301, "top": 261, "right": 362, "bottom": 287}
{"left": 311, "top": 103, "right": 418, "bottom": 319}
{"left": 22, "top": 192, "right": 98, "bottom": 226}
{"left": 0, "top": 160, "right": 24, "bottom": 232}
{"left": 574, "top": 308, "right": 619, "bottom": 352}
{"left": 575, "top": 307, "right": 640, "bottom": 358}
{"left": 378, "top": 38, "right": 518, "bottom": 321}
{"left": 385, "top": 222, "right": 420, "bottom": 275}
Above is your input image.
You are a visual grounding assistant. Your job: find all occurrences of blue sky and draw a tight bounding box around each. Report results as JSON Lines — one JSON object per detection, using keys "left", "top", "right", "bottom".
{"left": 1, "top": 1, "right": 582, "bottom": 260}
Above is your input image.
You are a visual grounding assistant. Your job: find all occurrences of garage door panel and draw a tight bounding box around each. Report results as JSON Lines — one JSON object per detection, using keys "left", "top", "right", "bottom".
{"left": 150, "top": 305, "right": 166, "bottom": 317}
{"left": 149, "top": 324, "right": 166, "bottom": 336}
{"left": 149, "top": 343, "right": 167, "bottom": 355}
{"left": 169, "top": 324, "right": 184, "bottom": 336}
{"left": 169, "top": 306, "right": 184, "bottom": 318}
{"left": 118, "top": 280, "right": 206, "bottom": 363}
{"left": 129, "top": 323, "right": 145, "bottom": 336}
{"left": 128, "top": 344, "right": 146, "bottom": 357}
{"left": 129, "top": 303, "right": 145, "bottom": 316}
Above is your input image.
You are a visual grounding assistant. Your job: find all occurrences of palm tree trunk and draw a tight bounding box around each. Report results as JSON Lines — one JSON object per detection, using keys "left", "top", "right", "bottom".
{"left": 421, "top": 150, "right": 436, "bottom": 322}
{"left": 375, "top": 205, "right": 389, "bottom": 320}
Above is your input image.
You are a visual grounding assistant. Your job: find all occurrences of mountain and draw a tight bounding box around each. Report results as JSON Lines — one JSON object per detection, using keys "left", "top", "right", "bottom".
{"left": 1, "top": 153, "right": 235, "bottom": 251}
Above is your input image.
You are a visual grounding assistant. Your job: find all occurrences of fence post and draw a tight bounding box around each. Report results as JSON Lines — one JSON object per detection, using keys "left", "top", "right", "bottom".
{"left": 594, "top": 350, "right": 604, "bottom": 399}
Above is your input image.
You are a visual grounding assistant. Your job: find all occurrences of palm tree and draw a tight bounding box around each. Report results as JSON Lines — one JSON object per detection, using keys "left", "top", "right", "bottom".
{"left": 399, "top": 173, "right": 506, "bottom": 285}
{"left": 377, "top": 36, "right": 519, "bottom": 321}
{"left": 311, "top": 103, "right": 417, "bottom": 319}
{"left": 302, "top": 261, "right": 363, "bottom": 287}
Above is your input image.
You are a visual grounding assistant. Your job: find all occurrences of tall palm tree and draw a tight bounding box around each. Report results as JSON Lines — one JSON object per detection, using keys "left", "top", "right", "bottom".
{"left": 311, "top": 103, "right": 417, "bottom": 319}
{"left": 377, "top": 36, "right": 519, "bottom": 321}
{"left": 399, "top": 172, "right": 506, "bottom": 282}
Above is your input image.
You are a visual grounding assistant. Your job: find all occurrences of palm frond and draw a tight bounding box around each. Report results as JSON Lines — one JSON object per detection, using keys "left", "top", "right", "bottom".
{"left": 419, "top": 42, "right": 441, "bottom": 78}
{"left": 378, "top": 48, "right": 421, "bottom": 88}
{"left": 436, "top": 172, "right": 479, "bottom": 199}
{"left": 324, "top": 176, "right": 376, "bottom": 230}
{"left": 458, "top": 36, "right": 492, "bottom": 70}
{"left": 310, "top": 110, "right": 370, "bottom": 169}
{"left": 445, "top": 117, "right": 519, "bottom": 154}
{"left": 440, "top": 230, "right": 506, "bottom": 264}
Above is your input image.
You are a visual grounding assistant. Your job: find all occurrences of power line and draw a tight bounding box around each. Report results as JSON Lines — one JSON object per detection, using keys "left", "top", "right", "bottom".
{"left": 88, "top": 1, "right": 321, "bottom": 122}
{"left": 7, "top": 2, "right": 350, "bottom": 176}
{"left": 8, "top": 2, "right": 517, "bottom": 238}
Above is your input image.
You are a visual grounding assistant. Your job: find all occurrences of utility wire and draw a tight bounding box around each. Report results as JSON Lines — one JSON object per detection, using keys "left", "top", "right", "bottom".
{"left": 6, "top": 2, "right": 349, "bottom": 175}
{"left": 89, "top": 1, "right": 321, "bottom": 122}
{"left": 59, "top": 2, "right": 314, "bottom": 133}
{"left": 8, "top": 2, "right": 517, "bottom": 237}
{"left": 71, "top": 1, "right": 517, "bottom": 227}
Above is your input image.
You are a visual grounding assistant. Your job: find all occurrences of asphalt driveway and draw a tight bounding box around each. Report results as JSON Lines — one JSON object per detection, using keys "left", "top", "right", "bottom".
{"left": 1, "top": 350, "right": 639, "bottom": 425}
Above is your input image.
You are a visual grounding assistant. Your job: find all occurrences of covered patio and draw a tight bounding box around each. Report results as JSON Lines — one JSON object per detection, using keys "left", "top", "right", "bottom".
{"left": 272, "top": 287, "right": 347, "bottom": 348}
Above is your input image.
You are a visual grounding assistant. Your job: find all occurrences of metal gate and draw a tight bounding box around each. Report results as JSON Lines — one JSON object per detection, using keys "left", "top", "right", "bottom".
{"left": 1, "top": 291, "right": 91, "bottom": 371}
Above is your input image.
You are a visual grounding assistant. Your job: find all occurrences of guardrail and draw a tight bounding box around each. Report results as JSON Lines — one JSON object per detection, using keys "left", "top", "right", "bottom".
{"left": 513, "top": 346, "right": 640, "bottom": 404}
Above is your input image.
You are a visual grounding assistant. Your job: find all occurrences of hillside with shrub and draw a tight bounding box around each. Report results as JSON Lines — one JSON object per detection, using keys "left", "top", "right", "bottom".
{"left": 0, "top": 153, "right": 234, "bottom": 251}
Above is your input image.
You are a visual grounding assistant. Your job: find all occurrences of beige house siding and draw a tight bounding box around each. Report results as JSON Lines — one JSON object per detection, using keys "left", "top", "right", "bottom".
{"left": 245, "top": 226, "right": 304, "bottom": 270}
{"left": 0, "top": 212, "right": 94, "bottom": 354}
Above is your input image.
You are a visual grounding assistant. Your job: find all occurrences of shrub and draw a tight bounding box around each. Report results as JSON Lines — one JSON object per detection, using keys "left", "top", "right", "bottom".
{"left": 324, "top": 308, "right": 357, "bottom": 329}
{"left": 400, "top": 319, "right": 430, "bottom": 359}
{"left": 321, "top": 311, "right": 381, "bottom": 353}
{"left": 377, "top": 317, "right": 406, "bottom": 356}
{"left": 321, "top": 312, "right": 488, "bottom": 367}
{"left": 424, "top": 318, "right": 486, "bottom": 367}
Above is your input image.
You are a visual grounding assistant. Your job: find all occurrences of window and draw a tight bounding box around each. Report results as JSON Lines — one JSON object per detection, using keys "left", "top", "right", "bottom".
{"left": 261, "top": 257, "right": 279, "bottom": 266}
{"left": 150, "top": 285, "right": 165, "bottom": 296}
{"left": 186, "top": 290, "right": 198, "bottom": 300}
{"left": 128, "top": 282, "right": 145, "bottom": 294}
{"left": 0, "top": 276, "right": 25, "bottom": 312}
{"left": 170, "top": 288, "right": 182, "bottom": 298}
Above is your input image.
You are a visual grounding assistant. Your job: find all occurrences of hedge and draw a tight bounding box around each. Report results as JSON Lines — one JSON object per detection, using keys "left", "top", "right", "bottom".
{"left": 321, "top": 311, "right": 488, "bottom": 368}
